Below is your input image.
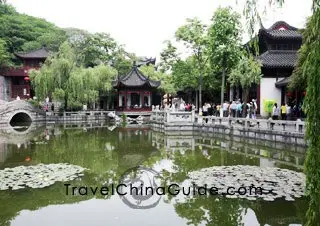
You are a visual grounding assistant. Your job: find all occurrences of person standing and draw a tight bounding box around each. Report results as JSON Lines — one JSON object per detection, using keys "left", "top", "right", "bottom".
{"left": 236, "top": 101, "right": 242, "bottom": 117}
{"left": 286, "top": 104, "right": 291, "bottom": 120}
{"left": 252, "top": 99, "right": 258, "bottom": 119}
{"left": 272, "top": 103, "right": 279, "bottom": 120}
{"left": 222, "top": 101, "right": 229, "bottom": 117}
{"left": 202, "top": 103, "right": 208, "bottom": 117}
{"left": 281, "top": 103, "right": 287, "bottom": 120}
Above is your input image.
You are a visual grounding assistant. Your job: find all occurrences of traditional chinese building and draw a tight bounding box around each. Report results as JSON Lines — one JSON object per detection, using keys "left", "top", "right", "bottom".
{"left": 112, "top": 62, "right": 161, "bottom": 115}
{"left": 240, "top": 21, "right": 303, "bottom": 116}
{"left": 0, "top": 46, "right": 49, "bottom": 100}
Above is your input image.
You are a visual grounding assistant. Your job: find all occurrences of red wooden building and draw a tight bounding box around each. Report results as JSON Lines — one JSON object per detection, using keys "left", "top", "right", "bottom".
{"left": 0, "top": 46, "right": 49, "bottom": 100}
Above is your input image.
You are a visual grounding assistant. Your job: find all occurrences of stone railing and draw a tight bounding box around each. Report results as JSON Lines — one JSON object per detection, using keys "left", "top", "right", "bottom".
{"left": 151, "top": 110, "right": 194, "bottom": 123}
{"left": 194, "top": 115, "right": 306, "bottom": 134}
{"left": 151, "top": 110, "right": 306, "bottom": 134}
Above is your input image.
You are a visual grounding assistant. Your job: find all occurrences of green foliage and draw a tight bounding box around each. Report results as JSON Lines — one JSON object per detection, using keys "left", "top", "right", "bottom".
{"left": 0, "top": 3, "right": 66, "bottom": 64}
{"left": 139, "top": 65, "right": 176, "bottom": 94}
{"left": 174, "top": 17, "right": 209, "bottom": 78}
{"left": 289, "top": 25, "right": 310, "bottom": 91}
{"left": 301, "top": 8, "right": 320, "bottom": 226}
{"left": 121, "top": 113, "right": 127, "bottom": 127}
{"left": 74, "top": 32, "right": 117, "bottom": 67}
{"left": 0, "top": 38, "right": 11, "bottom": 67}
{"left": 30, "top": 42, "right": 117, "bottom": 110}
{"left": 27, "top": 99, "right": 41, "bottom": 108}
{"left": 229, "top": 54, "right": 262, "bottom": 96}
{"left": 159, "top": 40, "right": 180, "bottom": 72}
{"left": 160, "top": 17, "right": 217, "bottom": 97}
{"left": 175, "top": 18, "right": 208, "bottom": 56}
{"left": 52, "top": 88, "right": 65, "bottom": 101}
{"left": 208, "top": 7, "right": 242, "bottom": 71}
{"left": 171, "top": 57, "right": 199, "bottom": 90}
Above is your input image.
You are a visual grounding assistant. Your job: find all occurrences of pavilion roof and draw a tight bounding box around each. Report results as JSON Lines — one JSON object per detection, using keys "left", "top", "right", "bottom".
{"left": 258, "top": 50, "right": 298, "bottom": 68}
{"left": 259, "top": 21, "right": 302, "bottom": 40}
{"left": 14, "top": 46, "right": 49, "bottom": 59}
{"left": 112, "top": 65, "right": 160, "bottom": 88}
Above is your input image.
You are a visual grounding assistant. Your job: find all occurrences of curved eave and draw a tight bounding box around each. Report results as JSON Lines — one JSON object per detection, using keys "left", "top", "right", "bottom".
{"left": 14, "top": 53, "right": 48, "bottom": 59}
{"left": 113, "top": 80, "right": 160, "bottom": 89}
{"left": 258, "top": 29, "right": 302, "bottom": 40}
{"left": 262, "top": 64, "right": 295, "bottom": 69}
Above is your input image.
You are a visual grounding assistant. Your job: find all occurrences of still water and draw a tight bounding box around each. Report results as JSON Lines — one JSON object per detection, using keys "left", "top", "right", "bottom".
{"left": 0, "top": 122, "right": 308, "bottom": 226}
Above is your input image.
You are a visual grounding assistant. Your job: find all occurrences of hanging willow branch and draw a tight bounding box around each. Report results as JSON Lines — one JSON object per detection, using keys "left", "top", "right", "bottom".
{"left": 30, "top": 42, "right": 117, "bottom": 110}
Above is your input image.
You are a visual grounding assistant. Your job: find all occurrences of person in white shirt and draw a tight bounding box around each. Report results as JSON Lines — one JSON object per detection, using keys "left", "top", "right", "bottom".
{"left": 286, "top": 104, "right": 291, "bottom": 120}
{"left": 222, "top": 101, "right": 229, "bottom": 117}
{"left": 202, "top": 103, "right": 208, "bottom": 116}
{"left": 272, "top": 103, "right": 279, "bottom": 120}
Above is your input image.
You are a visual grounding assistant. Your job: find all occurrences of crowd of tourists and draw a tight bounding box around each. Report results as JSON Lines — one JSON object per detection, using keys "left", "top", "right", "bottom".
{"left": 163, "top": 98, "right": 304, "bottom": 120}
{"left": 271, "top": 102, "right": 304, "bottom": 120}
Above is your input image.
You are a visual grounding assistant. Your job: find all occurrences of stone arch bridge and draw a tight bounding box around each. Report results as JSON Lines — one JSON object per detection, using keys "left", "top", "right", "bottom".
{"left": 0, "top": 100, "right": 45, "bottom": 125}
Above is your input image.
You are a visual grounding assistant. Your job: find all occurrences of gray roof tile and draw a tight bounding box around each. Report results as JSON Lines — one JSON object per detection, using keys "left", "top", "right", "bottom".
{"left": 15, "top": 47, "right": 49, "bottom": 59}
{"left": 112, "top": 66, "right": 160, "bottom": 88}
{"left": 258, "top": 50, "right": 298, "bottom": 68}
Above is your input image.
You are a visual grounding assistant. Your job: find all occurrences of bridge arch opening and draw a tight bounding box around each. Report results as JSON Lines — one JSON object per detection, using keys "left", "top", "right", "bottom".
{"left": 9, "top": 112, "right": 32, "bottom": 127}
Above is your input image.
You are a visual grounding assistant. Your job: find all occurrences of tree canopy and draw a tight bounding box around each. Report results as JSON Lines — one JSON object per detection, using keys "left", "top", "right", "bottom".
{"left": 0, "top": 3, "right": 67, "bottom": 63}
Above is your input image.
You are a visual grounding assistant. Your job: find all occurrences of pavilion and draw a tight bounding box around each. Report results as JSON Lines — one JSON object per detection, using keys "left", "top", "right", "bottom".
{"left": 0, "top": 46, "right": 49, "bottom": 100}
{"left": 112, "top": 62, "right": 161, "bottom": 115}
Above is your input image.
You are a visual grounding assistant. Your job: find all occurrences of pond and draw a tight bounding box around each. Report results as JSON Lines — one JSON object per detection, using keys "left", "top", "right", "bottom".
{"left": 0, "top": 122, "right": 308, "bottom": 226}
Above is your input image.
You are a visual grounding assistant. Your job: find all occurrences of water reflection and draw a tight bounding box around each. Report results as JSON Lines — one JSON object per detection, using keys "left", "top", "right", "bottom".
{"left": 0, "top": 123, "right": 309, "bottom": 226}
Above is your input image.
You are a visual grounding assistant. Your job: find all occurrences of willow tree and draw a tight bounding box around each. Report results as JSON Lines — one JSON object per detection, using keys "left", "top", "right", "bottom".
{"left": 30, "top": 42, "right": 117, "bottom": 110}
{"left": 30, "top": 42, "right": 76, "bottom": 109}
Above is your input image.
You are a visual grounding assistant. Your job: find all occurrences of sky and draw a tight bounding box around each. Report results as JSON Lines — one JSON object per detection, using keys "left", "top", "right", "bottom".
{"left": 7, "top": 0, "right": 313, "bottom": 60}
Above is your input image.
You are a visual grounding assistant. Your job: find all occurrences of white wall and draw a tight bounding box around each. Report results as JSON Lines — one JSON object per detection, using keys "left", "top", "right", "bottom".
{"left": 260, "top": 78, "right": 283, "bottom": 117}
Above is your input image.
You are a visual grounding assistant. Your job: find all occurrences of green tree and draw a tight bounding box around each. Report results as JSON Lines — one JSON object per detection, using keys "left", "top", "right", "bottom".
{"left": 139, "top": 65, "right": 176, "bottom": 95}
{"left": 0, "top": 38, "right": 11, "bottom": 67}
{"left": 228, "top": 53, "right": 262, "bottom": 116}
{"left": 175, "top": 17, "right": 209, "bottom": 109}
{"left": 30, "top": 42, "right": 76, "bottom": 108}
{"left": 0, "top": 3, "right": 66, "bottom": 62}
{"left": 208, "top": 7, "right": 242, "bottom": 113}
{"left": 171, "top": 57, "right": 199, "bottom": 91}
{"left": 159, "top": 40, "right": 180, "bottom": 73}
{"left": 30, "top": 42, "right": 117, "bottom": 110}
